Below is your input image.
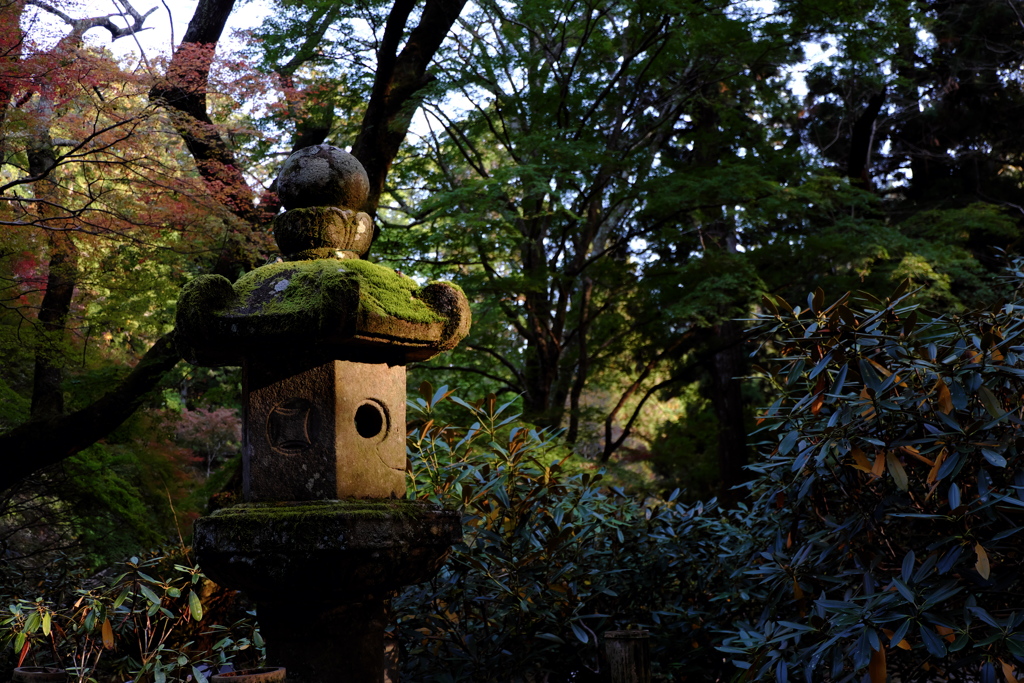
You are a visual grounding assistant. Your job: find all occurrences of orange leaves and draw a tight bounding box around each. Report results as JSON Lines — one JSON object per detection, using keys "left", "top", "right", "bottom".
{"left": 101, "top": 618, "right": 115, "bottom": 649}
{"left": 882, "top": 628, "right": 911, "bottom": 650}
{"left": 860, "top": 385, "right": 877, "bottom": 419}
{"left": 933, "top": 377, "right": 953, "bottom": 414}
{"left": 927, "top": 449, "right": 947, "bottom": 485}
{"left": 1000, "top": 659, "right": 1022, "bottom": 683}
{"left": 868, "top": 643, "right": 886, "bottom": 683}
{"left": 871, "top": 452, "right": 886, "bottom": 477}
{"left": 849, "top": 447, "right": 873, "bottom": 473}
{"left": 975, "top": 543, "right": 991, "bottom": 580}
{"left": 849, "top": 448, "right": 919, "bottom": 490}
{"left": 810, "top": 374, "right": 827, "bottom": 415}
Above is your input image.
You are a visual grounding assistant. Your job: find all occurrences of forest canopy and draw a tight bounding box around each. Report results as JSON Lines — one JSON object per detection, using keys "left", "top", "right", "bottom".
{"left": 3, "top": 0, "right": 1024, "bottom": 681}
{"left": 3, "top": 0, "right": 1023, "bottom": 531}
{"left": 0, "top": 0, "right": 1019, "bottom": 514}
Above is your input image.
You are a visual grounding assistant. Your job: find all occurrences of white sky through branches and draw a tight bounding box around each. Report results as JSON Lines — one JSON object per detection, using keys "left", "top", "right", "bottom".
{"left": 25, "top": 0, "right": 269, "bottom": 62}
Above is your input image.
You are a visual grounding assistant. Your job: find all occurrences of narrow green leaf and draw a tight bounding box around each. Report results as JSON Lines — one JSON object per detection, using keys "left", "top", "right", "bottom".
{"left": 24, "top": 611, "right": 40, "bottom": 633}
{"left": 139, "top": 584, "right": 161, "bottom": 606}
{"left": 112, "top": 587, "right": 131, "bottom": 610}
{"left": 887, "top": 453, "right": 909, "bottom": 491}
{"left": 188, "top": 591, "right": 203, "bottom": 622}
{"left": 977, "top": 385, "right": 1003, "bottom": 418}
{"left": 779, "top": 430, "right": 799, "bottom": 455}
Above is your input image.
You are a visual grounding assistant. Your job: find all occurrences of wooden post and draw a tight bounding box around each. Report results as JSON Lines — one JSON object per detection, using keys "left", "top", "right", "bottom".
{"left": 604, "top": 630, "right": 651, "bottom": 683}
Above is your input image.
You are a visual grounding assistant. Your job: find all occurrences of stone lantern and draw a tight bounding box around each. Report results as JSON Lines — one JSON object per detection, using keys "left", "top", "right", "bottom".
{"left": 177, "top": 145, "right": 470, "bottom": 683}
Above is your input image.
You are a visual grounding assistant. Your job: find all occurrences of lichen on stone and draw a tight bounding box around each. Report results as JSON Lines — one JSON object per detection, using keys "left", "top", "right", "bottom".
{"left": 273, "top": 206, "right": 372, "bottom": 259}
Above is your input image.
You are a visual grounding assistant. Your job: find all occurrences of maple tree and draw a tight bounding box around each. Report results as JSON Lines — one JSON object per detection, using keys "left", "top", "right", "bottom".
{"left": 0, "top": 0, "right": 214, "bottom": 490}
{"left": 0, "top": 0, "right": 470, "bottom": 492}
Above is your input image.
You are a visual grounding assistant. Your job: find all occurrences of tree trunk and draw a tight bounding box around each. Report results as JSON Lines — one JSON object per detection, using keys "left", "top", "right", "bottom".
{"left": 149, "top": 0, "right": 269, "bottom": 230}
{"left": 566, "top": 277, "right": 593, "bottom": 443}
{"left": 26, "top": 82, "right": 78, "bottom": 419}
{"left": 30, "top": 231, "right": 79, "bottom": 418}
{"left": 693, "top": 97, "right": 751, "bottom": 504}
{"left": 847, "top": 91, "right": 886, "bottom": 189}
{"left": 710, "top": 320, "right": 749, "bottom": 503}
{"left": 351, "top": 0, "right": 468, "bottom": 217}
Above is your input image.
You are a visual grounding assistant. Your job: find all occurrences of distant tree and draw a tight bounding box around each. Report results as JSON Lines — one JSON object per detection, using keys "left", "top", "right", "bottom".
{"left": 172, "top": 406, "right": 241, "bottom": 477}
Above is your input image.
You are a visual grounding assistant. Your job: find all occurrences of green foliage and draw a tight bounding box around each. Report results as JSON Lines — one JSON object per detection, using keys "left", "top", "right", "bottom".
{"left": 720, "top": 273, "right": 1024, "bottom": 682}
{"left": 0, "top": 404, "right": 228, "bottom": 574}
{"left": 649, "top": 382, "right": 721, "bottom": 501}
{"left": 0, "top": 553, "right": 262, "bottom": 683}
{"left": 396, "top": 383, "right": 753, "bottom": 682}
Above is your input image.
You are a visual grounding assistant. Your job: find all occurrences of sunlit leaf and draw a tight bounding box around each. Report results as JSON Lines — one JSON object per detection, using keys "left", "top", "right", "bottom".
{"left": 139, "top": 585, "right": 161, "bottom": 606}
{"left": 101, "top": 618, "right": 114, "bottom": 650}
{"left": 189, "top": 591, "right": 204, "bottom": 622}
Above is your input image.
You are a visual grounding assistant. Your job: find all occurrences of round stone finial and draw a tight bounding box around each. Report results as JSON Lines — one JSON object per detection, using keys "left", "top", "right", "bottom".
{"left": 276, "top": 144, "right": 369, "bottom": 211}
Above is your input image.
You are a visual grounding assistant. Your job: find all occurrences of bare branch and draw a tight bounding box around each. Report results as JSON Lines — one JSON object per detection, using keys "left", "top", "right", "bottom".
{"left": 26, "top": 0, "right": 157, "bottom": 41}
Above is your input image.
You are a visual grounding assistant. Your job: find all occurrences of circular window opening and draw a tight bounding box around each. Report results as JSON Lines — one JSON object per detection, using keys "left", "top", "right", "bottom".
{"left": 355, "top": 402, "right": 387, "bottom": 439}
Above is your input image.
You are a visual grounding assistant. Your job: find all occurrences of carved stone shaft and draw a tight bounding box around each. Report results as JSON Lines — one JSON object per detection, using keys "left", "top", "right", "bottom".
{"left": 244, "top": 357, "right": 406, "bottom": 500}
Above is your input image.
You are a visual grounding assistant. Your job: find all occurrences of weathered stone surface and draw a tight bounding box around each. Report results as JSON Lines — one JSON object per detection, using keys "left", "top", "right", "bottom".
{"left": 276, "top": 145, "right": 369, "bottom": 211}
{"left": 244, "top": 358, "right": 406, "bottom": 501}
{"left": 273, "top": 206, "right": 374, "bottom": 260}
{"left": 175, "top": 259, "right": 471, "bottom": 366}
{"left": 193, "top": 500, "right": 462, "bottom": 601}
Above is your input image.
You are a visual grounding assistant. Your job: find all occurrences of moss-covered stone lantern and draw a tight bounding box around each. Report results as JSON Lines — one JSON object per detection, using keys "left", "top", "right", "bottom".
{"left": 180, "top": 144, "right": 469, "bottom": 683}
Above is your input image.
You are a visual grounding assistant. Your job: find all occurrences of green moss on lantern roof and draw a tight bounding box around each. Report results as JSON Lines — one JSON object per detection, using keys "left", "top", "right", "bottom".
{"left": 230, "top": 258, "right": 445, "bottom": 325}
{"left": 174, "top": 257, "right": 471, "bottom": 366}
